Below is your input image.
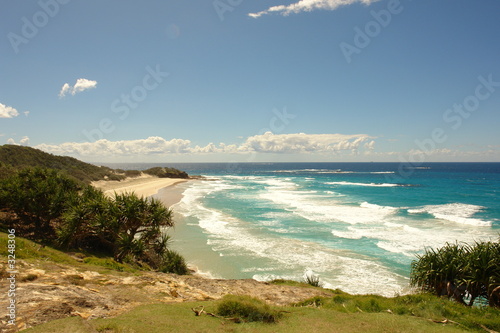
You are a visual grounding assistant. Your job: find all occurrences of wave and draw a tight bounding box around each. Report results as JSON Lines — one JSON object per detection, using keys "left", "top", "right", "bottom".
{"left": 270, "top": 169, "right": 395, "bottom": 174}
{"left": 326, "top": 181, "right": 406, "bottom": 187}
{"left": 331, "top": 218, "right": 495, "bottom": 258}
{"left": 173, "top": 176, "right": 499, "bottom": 296}
{"left": 174, "top": 179, "right": 408, "bottom": 296}
{"left": 257, "top": 178, "right": 398, "bottom": 225}
{"left": 408, "top": 203, "right": 492, "bottom": 227}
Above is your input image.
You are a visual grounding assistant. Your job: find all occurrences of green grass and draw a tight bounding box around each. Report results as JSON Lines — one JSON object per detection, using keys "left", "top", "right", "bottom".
{"left": 216, "top": 295, "right": 283, "bottom": 323}
{"left": 295, "top": 292, "right": 500, "bottom": 332}
{"left": 3, "top": 232, "right": 499, "bottom": 333}
{"left": 270, "top": 278, "right": 323, "bottom": 289}
{"left": 82, "top": 256, "right": 137, "bottom": 273}
{"left": 24, "top": 300, "right": 469, "bottom": 333}
{"left": 0, "top": 232, "right": 80, "bottom": 265}
{"left": 0, "top": 232, "right": 138, "bottom": 275}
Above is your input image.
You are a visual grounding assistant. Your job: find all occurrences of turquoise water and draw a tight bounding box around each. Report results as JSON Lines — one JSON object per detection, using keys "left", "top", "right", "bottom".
{"left": 111, "top": 162, "right": 500, "bottom": 296}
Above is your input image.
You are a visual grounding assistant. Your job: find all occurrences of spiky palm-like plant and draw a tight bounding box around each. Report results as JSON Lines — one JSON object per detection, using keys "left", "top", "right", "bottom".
{"left": 411, "top": 243, "right": 466, "bottom": 299}
{"left": 462, "top": 241, "right": 500, "bottom": 306}
{"left": 411, "top": 240, "right": 500, "bottom": 307}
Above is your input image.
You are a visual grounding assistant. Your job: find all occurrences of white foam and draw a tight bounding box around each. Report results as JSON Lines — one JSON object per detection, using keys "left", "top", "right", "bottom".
{"left": 360, "top": 202, "right": 399, "bottom": 212}
{"left": 326, "top": 181, "right": 400, "bottom": 187}
{"left": 331, "top": 229, "right": 364, "bottom": 240}
{"left": 408, "top": 203, "right": 492, "bottom": 227}
{"left": 271, "top": 169, "right": 395, "bottom": 175}
{"left": 174, "top": 176, "right": 498, "bottom": 297}
{"left": 176, "top": 180, "right": 406, "bottom": 296}
{"left": 259, "top": 181, "right": 398, "bottom": 225}
{"left": 331, "top": 215, "right": 497, "bottom": 259}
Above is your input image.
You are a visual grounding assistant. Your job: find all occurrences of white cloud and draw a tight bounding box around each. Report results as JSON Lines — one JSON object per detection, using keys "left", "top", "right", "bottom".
{"left": 59, "top": 83, "right": 71, "bottom": 98}
{"left": 59, "top": 78, "right": 98, "bottom": 98}
{"left": 35, "top": 133, "right": 374, "bottom": 157}
{"left": 249, "top": 0, "right": 379, "bottom": 18}
{"left": 36, "top": 136, "right": 193, "bottom": 156}
{"left": 20, "top": 136, "right": 30, "bottom": 145}
{"left": 0, "top": 103, "right": 20, "bottom": 118}
{"left": 6, "top": 136, "right": 29, "bottom": 146}
{"left": 241, "top": 132, "right": 372, "bottom": 153}
{"left": 364, "top": 140, "right": 375, "bottom": 150}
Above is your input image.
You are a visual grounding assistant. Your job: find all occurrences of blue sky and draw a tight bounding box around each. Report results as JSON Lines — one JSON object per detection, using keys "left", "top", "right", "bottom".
{"left": 1, "top": 0, "right": 500, "bottom": 163}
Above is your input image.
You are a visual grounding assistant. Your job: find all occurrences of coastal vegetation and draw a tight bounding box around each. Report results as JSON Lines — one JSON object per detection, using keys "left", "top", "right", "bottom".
{"left": 0, "top": 145, "right": 123, "bottom": 183}
{"left": 0, "top": 145, "right": 189, "bottom": 183}
{"left": 143, "top": 166, "right": 189, "bottom": 179}
{"left": 2, "top": 231, "right": 499, "bottom": 332}
{"left": 0, "top": 166, "right": 188, "bottom": 275}
{"left": 1, "top": 145, "right": 499, "bottom": 331}
{"left": 411, "top": 241, "right": 500, "bottom": 307}
{"left": 217, "top": 294, "right": 284, "bottom": 323}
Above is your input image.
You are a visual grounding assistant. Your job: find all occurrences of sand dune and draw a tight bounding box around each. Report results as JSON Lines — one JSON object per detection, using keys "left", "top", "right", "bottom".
{"left": 92, "top": 174, "right": 188, "bottom": 198}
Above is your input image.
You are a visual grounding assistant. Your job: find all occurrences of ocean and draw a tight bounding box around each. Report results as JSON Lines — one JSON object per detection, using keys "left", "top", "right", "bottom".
{"left": 105, "top": 162, "right": 500, "bottom": 296}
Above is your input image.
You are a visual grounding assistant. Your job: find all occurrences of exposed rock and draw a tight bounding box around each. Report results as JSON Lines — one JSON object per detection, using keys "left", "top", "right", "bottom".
{"left": 0, "top": 259, "right": 331, "bottom": 332}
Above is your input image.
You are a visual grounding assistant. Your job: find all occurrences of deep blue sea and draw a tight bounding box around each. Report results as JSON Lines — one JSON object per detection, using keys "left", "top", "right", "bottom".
{"left": 104, "top": 162, "right": 500, "bottom": 296}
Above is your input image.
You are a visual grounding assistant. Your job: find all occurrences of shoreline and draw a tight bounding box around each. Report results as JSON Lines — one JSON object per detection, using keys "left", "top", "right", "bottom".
{"left": 152, "top": 182, "right": 189, "bottom": 207}
{"left": 91, "top": 175, "right": 189, "bottom": 199}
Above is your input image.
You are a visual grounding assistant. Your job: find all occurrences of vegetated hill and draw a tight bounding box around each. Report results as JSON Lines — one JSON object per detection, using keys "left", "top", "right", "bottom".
{"left": 0, "top": 145, "right": 123, "bottom": 184}
{"left": 0, "top": 145, "right": 190, "bottom": 183}
{"left": 143, "top": 166, "right": 189, "bottom": 179}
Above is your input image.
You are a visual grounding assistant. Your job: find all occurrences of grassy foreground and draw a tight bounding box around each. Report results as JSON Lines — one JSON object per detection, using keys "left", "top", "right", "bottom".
{"left": 2, "top": 232, "right": 500, "bottom": 332}
{"left": 22, "top": 301, "right": 467, "bottom": 333}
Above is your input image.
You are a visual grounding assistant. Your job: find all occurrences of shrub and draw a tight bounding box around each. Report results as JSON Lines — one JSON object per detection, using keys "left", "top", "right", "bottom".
{"left": 160, "top": 249, "right": 189, "bottom": 275}
{"left": 304, "top": 273, "right": 324, "bottom": 287}
{"left": 124, "top": 170, "right": 141, "bottom": 177}
{"left": 216, "top": 295, "right": 283, "bottom": 323}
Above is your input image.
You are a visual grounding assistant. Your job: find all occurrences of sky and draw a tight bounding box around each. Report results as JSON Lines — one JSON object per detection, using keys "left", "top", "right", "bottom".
{"left": 1, "top": 0, "right": 500, "bottom": 163}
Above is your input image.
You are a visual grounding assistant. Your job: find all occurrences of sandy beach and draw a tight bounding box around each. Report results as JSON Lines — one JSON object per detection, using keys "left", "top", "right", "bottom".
{"left": 92, "top": 174, "right": 188, "bottom": 199}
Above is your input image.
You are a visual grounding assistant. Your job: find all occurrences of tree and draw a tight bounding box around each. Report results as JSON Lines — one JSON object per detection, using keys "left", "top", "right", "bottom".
{"left": 111, "top": 193, "right": 173, "bottom": 263}
{"left": 0, "top": 167, "right": 80, "bottom": 240}
{"left": 57, "top": 185, "right": 113, "bottom": 251}
{"left": 0, "top": 167, "right": 189, "bottom": 274}
{"left": 59, "top": 191, "right": 183, "bottom": 271}
{"left": 411, "top": 240, "right": 500, "bottom": 307}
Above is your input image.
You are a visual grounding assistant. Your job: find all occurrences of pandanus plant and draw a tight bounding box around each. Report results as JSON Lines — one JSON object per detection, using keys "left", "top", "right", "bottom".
{"left": 411, "top": 240, "right": 500, "bottom": 307}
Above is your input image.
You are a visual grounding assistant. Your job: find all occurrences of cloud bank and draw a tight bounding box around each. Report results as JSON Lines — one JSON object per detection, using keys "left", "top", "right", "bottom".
{"left": 241, "top": 132, "right": 372, "bottom": 153}
{"left": 59, "top": 78, "right": 98, "bottom": 98}
{"left": 35, "top": 133, "right": 374, "bottom": 157}
{"left": 249, "top": 0, "right": 379, "bottom": 18}
{"left": 0, "top": 103, "right": 20, "bottom": 118}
